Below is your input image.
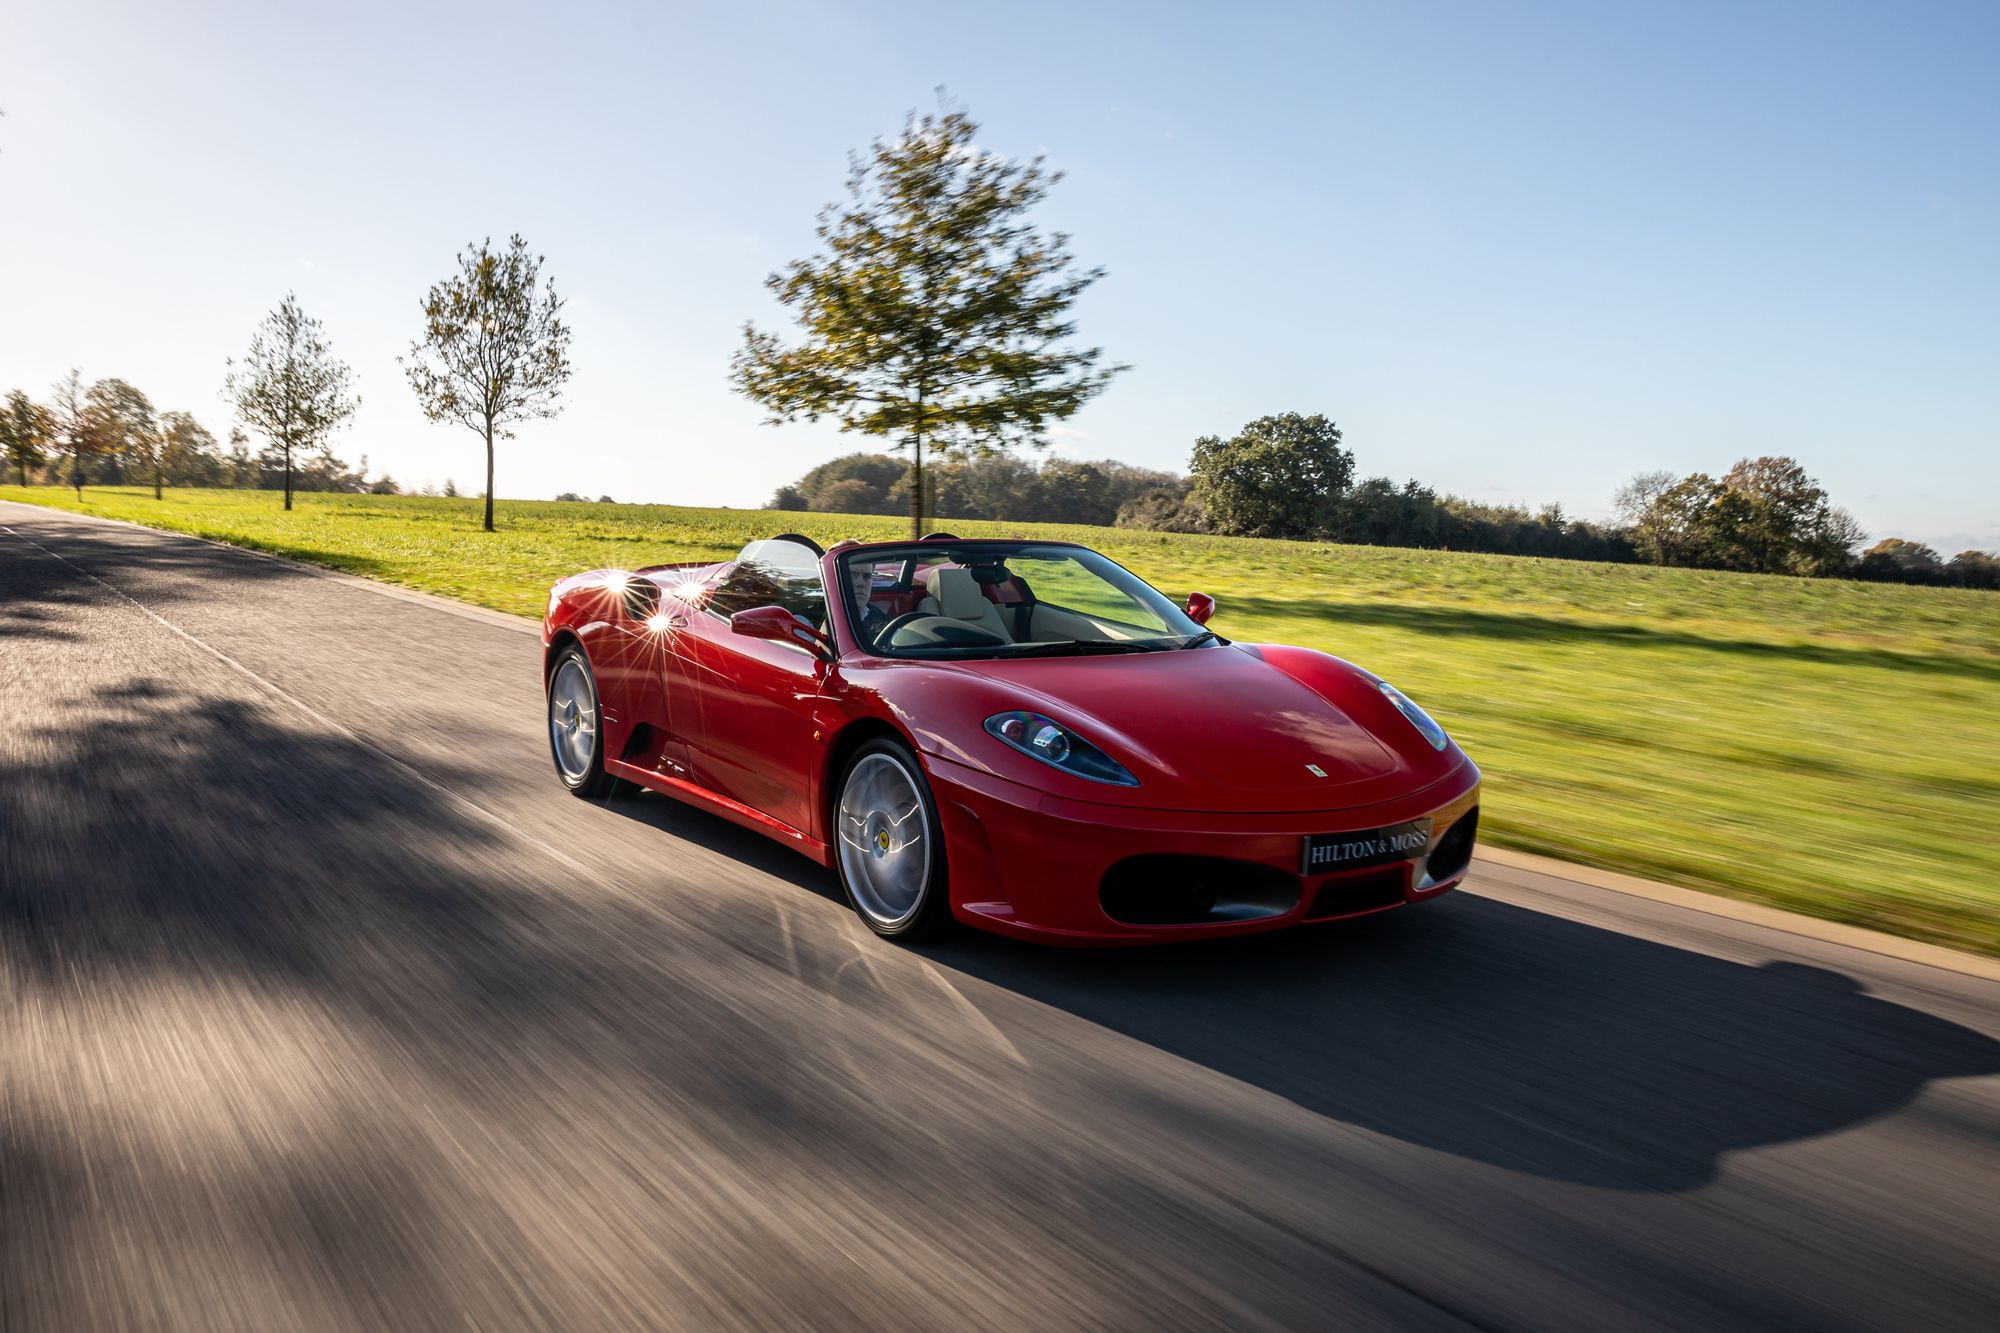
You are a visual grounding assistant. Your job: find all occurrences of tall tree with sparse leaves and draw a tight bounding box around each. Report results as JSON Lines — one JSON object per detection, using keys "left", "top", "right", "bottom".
{"left": 225, "top": 294, "right": 358, "bottom": 511}
{"left": 732, "top": 98, "right": 1125, "bottom": 538}
{"left": 403, "top": 235, "right": 571, "bottom": 533}
{"left": 1, "top": 389, "right": 54, "bottom": 485}
{"left": 48, "top": 369, "right": 92, "bottom": 498}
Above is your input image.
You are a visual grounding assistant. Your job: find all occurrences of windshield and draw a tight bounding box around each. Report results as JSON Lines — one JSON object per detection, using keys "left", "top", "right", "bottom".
{"left": 838, "top": 542, "right": 1209, "bottom": 659}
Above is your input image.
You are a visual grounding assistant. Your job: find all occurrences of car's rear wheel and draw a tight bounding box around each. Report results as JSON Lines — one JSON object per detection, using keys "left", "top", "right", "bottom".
{"left": 548, "top": 645, "right": 614, "bottom": 798}
{"left": 835, "top": 739, "right": 952, "bottom": 941}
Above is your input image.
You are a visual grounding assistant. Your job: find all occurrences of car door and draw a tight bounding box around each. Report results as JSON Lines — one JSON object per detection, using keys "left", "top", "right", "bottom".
{"left": 668, "top": 541, "right": 830, "bottom": 834}
{"left": 589, "top": 579, "right": 691, "bottom": 779}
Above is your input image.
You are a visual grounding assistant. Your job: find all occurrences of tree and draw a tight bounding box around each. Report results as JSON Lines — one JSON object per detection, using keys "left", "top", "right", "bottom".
{"left": 1031, "top": 459, "right": 1114, "bottom": 525}
{"left": 48, "top": 369, "right": 92, "bottom": 498}
{"left": 732, "top": 98, "right": 1125, "bottom": 538}
{"left": 1620, "top": 458, "right": 1861, "bottom": 575}
{"left": 403, "top": 234, "right": 571, "bottom": 533}
{"left": 225, "top": 427, "right": 255, "bottom": 488}
{"left": 82, "top": 380, "right": 160, "bottom": 496}
{"left": 1858, "top": 538, "right": 1945, "bottom": 584}
{"left": 1116, "top": 486, "right": 1210, "bottom": 533}
{"left": 225, "top": 293, "right": 358, "bottom": 511}
{"left": 934, "top": 452, "right": 1041, "bottom": 521}
{"left": 789, "top": 452, "right": 907, "bottom": 513}
{"left": 81, "top": 379, "right": 155, "bottom": 487}
{"left": 0, "top": 390, "right": 53, "bottom": 485}
{"left": 1801, "top": 505, "right": 1866, "bottom": 577}
{"left": 1189, "top": 413, "right": 1354, "bottom": 539}
{"left": 1330, "top": 476, "right": 1450, "bottom": 547}
{"left": 1947, "top": 550, "right": 2000, "bottom": 590}
{"left": 813, "top": 477, "right": 881, "bottom": 513}
{"left": 159, "top": 412, "right": 223, "bottom": 488}
{"left": 1717, "top": 456, "right": 1856, "bottom": 575}
{"left": 442, "top": 477, "right": 459, "bottom": 498}
{"left": 1616, "top": 469, "right": 1700, "bottom": 565}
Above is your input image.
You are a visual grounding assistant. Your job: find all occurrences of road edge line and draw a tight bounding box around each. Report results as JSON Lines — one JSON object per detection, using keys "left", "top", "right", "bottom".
{"left": 1474, "top": 845, "right": 2000, "bottom": 983}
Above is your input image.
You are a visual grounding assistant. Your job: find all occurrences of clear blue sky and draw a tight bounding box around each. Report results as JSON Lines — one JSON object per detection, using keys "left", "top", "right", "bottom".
{"left": 3, "top": 0, "right": 1995, "bottom": 550}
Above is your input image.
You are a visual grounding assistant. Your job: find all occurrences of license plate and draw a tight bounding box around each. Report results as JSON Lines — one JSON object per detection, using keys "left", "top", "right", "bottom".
{"left": 1301, "top": 819, "right": 1432, "bottom": 875}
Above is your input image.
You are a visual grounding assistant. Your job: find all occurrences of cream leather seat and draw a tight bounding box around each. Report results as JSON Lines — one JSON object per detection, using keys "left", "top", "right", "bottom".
{"left": 919, "top": 567, "right": 1014, "bottom": 642}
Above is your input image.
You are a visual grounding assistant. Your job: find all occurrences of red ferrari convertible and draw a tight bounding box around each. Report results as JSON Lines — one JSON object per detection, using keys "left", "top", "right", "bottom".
{"left": 542, "top": 534, "right": 1481, "bottom": 945}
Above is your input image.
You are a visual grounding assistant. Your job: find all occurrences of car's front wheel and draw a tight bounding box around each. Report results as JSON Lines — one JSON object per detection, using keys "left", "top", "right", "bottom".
{"left": 548, "top": 645, "right": 614, "bottom": 798}
{"left": 835, "top": 738, "right": 952, "bottom": 941}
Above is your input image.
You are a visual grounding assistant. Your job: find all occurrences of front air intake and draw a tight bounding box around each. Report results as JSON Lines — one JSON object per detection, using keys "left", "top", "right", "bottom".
{"left": 1099, "top": 855, "right": 1300, "bottom": 926}
{"left": 1424, "top": 807, "right": 1479, "bottom": 885}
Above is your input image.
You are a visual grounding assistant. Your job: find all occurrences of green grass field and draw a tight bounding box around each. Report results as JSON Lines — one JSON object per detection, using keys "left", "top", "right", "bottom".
{"left": 8, "top": 484, "right": 1998, "bottom": 956}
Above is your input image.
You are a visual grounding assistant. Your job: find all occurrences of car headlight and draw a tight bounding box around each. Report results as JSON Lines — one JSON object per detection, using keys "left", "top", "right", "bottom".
{"left": 1379, "top": 683, "right": 1449, "bottom": 750}
{"left": 985, "top": 711, "right": 1140, "bottom": 786}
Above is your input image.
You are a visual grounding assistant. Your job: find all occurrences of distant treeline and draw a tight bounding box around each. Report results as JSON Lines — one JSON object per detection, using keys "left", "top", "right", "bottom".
{"left": 0, "top": 376, "right": 490, "bottom": 497}
{"left": 772, "top": 448, "right": 1630, "bottom": 562}
{"left": 0, "top": 376, "right": 410, "bottom": 495}
{"left": 771, "top": 452, "right": 1182, "bottom": 529}
{"left": 766, "top": 413, "right": 1996, "bottom": 588}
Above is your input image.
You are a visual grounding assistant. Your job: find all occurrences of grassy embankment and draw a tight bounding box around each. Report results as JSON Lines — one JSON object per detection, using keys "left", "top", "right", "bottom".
{"left": 7, "top": 484, "right": 1997, "bottom": 956}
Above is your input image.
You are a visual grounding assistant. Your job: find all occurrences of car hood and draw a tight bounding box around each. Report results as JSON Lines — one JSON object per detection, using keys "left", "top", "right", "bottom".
{"left": 924, "top": 642, "right": 1462, "bottom": 813}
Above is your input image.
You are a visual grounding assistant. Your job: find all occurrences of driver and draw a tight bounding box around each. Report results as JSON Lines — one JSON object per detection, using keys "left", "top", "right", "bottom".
{"left": 848, "top": 563, "right": 890, "bottom": 646}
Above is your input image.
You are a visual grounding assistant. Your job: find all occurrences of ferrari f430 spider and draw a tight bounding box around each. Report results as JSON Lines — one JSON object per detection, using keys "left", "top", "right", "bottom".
{"left": 543, "top": 534, "right": 1481, "bottom": 944}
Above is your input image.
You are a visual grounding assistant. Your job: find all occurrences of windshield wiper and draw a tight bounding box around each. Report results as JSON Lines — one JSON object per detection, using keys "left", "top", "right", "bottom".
{"left": 1178, "top": 630, "right": 1218, "bottom": 649}
{"left": 1010, "top": 638, "right": 1173, "bottom": 657}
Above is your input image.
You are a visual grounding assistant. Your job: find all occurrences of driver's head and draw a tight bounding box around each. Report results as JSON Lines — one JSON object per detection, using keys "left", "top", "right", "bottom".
{"left": 847, "top": 563, "right": 873, "bottom": 607}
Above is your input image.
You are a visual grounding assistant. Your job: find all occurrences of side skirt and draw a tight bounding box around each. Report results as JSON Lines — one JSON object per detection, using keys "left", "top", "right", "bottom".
{"left": 604, "top": 759, "right": 834, "bottom": 867}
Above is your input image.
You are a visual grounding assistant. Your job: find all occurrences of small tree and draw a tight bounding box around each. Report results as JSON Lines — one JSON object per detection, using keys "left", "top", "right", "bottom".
{"left": 1189, "top": 413, "right": 1354, "bottom": 539}
{"left": 0, "top": 389, "right": 53, "bottom": 485}
{"left": 403, "top": 234, "right": 571, "bottom": 533}
{"left": 733, "top": 99, "right": 1124, "bottom": 538}
{"left": 48, "top": 369, "right": 92, "bottom": 498}
{"left": 225, "top": 294, "right": 359, "bottom": 511}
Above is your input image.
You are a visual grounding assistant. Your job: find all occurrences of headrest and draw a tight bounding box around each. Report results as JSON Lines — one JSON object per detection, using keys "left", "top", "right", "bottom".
{"left": 924, "top": 566, "right": 989, "bottom": 620}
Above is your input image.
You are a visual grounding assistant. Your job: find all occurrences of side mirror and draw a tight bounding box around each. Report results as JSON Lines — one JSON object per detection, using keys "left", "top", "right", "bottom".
{"left": 1185, "top": 592, "right": 1215, "bottom": 625}
{"left": 731, "top": 605, "right": 834, "bottom": 658}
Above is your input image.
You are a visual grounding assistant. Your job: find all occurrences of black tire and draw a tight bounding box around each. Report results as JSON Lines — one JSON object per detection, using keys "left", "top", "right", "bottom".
{"left": 547, "top": 644, "right": 616, "bottom": 798}
{"left": 833, "top": 738, "right": 954, "bottom": 942}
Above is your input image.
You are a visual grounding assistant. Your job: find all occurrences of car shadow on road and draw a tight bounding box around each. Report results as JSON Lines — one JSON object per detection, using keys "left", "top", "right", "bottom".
{"left": 589, "top": 778, "right": 2000, "bottom": 1195}
{"left": 915, "top": 889, "right": 2000, "bottom": 1193}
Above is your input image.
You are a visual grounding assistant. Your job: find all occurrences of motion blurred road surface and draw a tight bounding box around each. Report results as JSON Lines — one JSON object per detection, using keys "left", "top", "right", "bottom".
{"left": 4, "top": 500, "right": 1998, "bottom": 1331}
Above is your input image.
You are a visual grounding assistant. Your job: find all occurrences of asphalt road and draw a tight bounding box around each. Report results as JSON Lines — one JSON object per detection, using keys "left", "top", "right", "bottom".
{"left": 4, "top": 499, "right": 1998, "bottom": 1333}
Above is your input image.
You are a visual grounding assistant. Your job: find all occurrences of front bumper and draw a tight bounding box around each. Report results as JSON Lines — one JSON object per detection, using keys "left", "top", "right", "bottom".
{"left": 925, "top": 753, "right": 1483, "bottom": 946}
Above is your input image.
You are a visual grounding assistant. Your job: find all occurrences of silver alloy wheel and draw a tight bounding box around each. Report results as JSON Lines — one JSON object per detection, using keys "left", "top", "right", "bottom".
{"left": 837, "top": 751, "right": 932, "bottom": 929}
{"left": 549, "top": 657, "right": 598, "bottom": 783}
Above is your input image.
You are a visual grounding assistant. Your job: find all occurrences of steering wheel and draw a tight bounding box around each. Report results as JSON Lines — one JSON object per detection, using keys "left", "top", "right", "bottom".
{"left": 878, "top": 611, "right": 1006, "bottom": 649}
